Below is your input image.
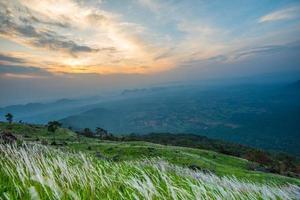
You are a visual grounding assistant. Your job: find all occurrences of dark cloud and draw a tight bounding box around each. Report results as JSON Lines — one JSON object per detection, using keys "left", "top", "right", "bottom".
{"left": 183, "top": 42, "right": 300, "bottom": 67}
{"left": 19, "top": 15, "right": 71, "bottom": 29}
{"left": 0, "top": 1, "right": 70, "bottom": 28}
{"left": 0, "top": 53, "right": 26, "bottom": 64}
{"left": 0, "top": 64, "right": 52, "bottom": 76}
{"left": 181, "top": 55, "right": 227, "bottom": 67}
{"left": 0, "top": 7, "right": 100, "bottom": 55}
{"left": 0, "top": 22, "right": 99, "bottom": 54}
{"left": 233, "top": 45, "right": 286, "bottom": 60}
{"left": 232, "top": 41, "right": 300, "bottom": 61}
{"left": 154, "top": 48, "right": 175, "bottom": 61}
{"left": 28, "top": 29, "right": 99, "bottom": 54}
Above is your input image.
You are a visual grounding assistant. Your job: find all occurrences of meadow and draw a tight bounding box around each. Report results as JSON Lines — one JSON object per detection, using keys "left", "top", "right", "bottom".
{"left": 1, "top": 122, "right": 300, "bottom": 199}
{"left": 1, "top": 144, "right": 299, "bottom": 200}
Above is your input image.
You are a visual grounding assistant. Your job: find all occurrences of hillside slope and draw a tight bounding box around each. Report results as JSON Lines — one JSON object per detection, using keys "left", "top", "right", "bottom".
{"left": 2, "top": 144, "right": 299, "bottom": 199}
{"left": 0, "top": 122, "right": 299, "bottom": 186}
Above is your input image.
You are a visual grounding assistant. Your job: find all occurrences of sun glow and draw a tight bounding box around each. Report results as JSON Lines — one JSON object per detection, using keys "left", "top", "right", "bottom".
{"left": 64, "top": 58, "right": 84, "bottom": 67}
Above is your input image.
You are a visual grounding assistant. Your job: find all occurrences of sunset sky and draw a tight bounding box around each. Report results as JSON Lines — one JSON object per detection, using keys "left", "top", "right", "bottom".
{"left": 0, "top": 0, "right": 300, "bottom": 105}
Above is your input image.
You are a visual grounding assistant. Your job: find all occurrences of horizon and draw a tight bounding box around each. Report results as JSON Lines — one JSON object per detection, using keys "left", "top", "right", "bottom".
{"left": 0, "top": 71, "right": 300, "bottom": 107}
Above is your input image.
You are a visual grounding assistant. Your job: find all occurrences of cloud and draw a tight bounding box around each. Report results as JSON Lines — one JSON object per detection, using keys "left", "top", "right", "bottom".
{"left": 228, "top": 41, "right": 300, "bottom": 61}
{"left": 0, "top": 53, "right": 26, "bottom": 64}
{"left": 0, "top": 0, "right": 173, "bottom": 74}
{"left": 259, "top": 6, "right": 300, "bottom": 23}
{"left": 28, "top": 29, "right": 100, "bottom": 54}
{"left": 0, "top": 64, "right": 52, "bottom": 77}
{"left": 0, "top": 13, "right": 100, "bottom": 55}
{"left": 19, "top": 14, "right": 71, "bottom": 29}
{"left": 1, "top": 0, "right": 300, "bottom": 77}
{"left": 181, "top": 41, "right": 300, "bottom": 67}
{"left": 154, "top": 48, "right": 176, "bottom": 61}
{"left": 0, "top": 0, "right": 112, "bottom": 55}
{"left": 232, "top": 45, "right": 286, "bottom": 60}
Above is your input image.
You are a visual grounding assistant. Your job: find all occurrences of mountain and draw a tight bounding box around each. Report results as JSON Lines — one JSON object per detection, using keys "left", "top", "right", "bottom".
{"left": 0, "top": 95, "right": 114, "bottom": 124}
{"left": 60, "top": 81, "right": 300, "bottom": 156}
{"left": 1, "top": 80, "right": 300, "bottom": 156}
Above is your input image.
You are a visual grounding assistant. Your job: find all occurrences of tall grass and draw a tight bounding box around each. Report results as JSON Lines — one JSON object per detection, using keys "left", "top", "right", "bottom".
{"left": 0, "top": 144, "right": 299, "bottom": 200}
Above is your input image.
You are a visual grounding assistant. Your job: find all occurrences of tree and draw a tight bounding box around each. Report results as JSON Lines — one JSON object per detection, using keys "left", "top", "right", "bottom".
{"left": 47, "top": 121, "right": 62, "bottom": 141}
{"left": 95, "top": 127, "right": 108, "bottom": 139}
{"left": 5, "top": 113, "right": 13, "bottom": 124}
{"left": 82, "top": 128, "right": 94, "bottom": 137}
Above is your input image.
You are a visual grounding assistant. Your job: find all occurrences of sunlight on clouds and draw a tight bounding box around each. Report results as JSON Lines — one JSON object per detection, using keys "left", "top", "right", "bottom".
{"left": 63, "top": 58, "right": 84, "bottom": 67}
{"left": 0, "top": 0, "right": 175, "bottom": 75}
{"left": 2, "top": 73, "right": 47, "bottom": 79}
{"left": 1, "top": 0, "right": 300, "bottom": 77}
{"left": 259, "top": 6, "right": 300, "bottom": 23}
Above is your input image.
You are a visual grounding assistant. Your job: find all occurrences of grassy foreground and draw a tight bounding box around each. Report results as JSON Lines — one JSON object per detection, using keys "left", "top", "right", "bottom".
{"left": 1, "top": 122, "right": 300, "bottom": 186}
{"left": 1, "top": 144, "right": 299, "bottom": 200}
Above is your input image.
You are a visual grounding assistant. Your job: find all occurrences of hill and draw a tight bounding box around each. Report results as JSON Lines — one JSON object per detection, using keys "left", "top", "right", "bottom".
{"left": 0, "top": 97, "right": 105, "bottom": 124}
{"left": 2, "top": 144, "right": 299, "bottom": 199}
{"left": 1, "top": 122, "right": 300, "bottom": 199}
{"left": 0, "top": 122, "right": 299, "bottom": 186}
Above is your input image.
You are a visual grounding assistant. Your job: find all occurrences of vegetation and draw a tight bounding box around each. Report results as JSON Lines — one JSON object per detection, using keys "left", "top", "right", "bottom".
{"left": 5, "top": 113, "right": 13, "bottom": 124}
{"left": 66, "top": 127, "right": 300, "bottom": 179}
{"left": 95, "top": 127, "right": 113, "bottom": 139}
{"left": 1, "top": 144, "right": 299, "bottom": 200}
{"left": 124, "top": 133, "right": 300, "bottom": 177}
{"left": 0, "top": 122, "right": 299, "bottom": 186}
{"left": 47, "top": 121, "right": 62, "bottom": 133}
{"left": 46, "top": 121, "right": 62, "bottom": 143}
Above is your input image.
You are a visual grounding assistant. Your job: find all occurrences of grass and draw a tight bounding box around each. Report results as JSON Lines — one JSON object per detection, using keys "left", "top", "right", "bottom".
{"left": 69, "top": 141, "right": 300, "bottom": 185}
{"left": 1, "top": 122, "right": 300, "bottom": 187}
{"left": 1, "top": 144, "right": 299, "bottom": 200}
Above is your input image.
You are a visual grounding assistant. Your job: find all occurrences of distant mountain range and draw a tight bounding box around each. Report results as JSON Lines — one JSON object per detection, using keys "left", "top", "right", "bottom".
{"left": 1, "top": 80, "right": 299, "bottom": 155}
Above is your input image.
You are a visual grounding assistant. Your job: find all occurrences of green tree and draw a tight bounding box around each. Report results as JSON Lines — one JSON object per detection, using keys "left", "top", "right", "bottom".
{"left": 47, "top": 121, "right": 62, "bottom": 141}
{"left": 82, "top": 128, "right": 94, "bottom": 137}
{"left": 95, "top": 127, "right": 108, "bottom": 139}
{"left": 5, "top": 113, "right": 13, "bottom": 124}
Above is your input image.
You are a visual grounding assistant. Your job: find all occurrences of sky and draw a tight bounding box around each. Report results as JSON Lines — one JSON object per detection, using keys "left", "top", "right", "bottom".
{"left": 0, "top": 0, "right": 300, "bottom": 106}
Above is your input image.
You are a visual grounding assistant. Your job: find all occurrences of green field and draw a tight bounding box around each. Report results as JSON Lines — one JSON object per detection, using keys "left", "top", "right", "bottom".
{"left": 1, "top": 122, "right": 299, "bottom": 187}
{"left": 1, "top": 122, "right": 300, "bottom": 199}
